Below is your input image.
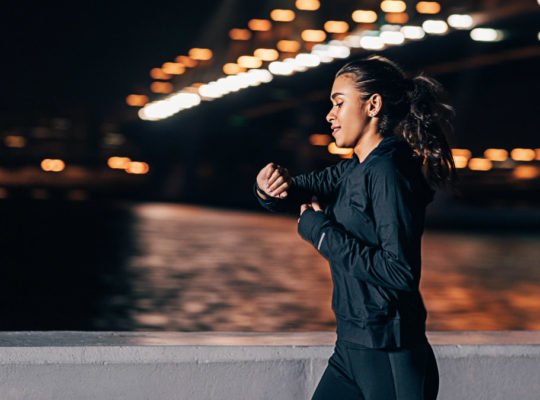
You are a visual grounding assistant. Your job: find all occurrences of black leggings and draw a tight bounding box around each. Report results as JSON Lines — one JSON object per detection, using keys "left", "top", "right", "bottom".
{"left": 311, "top": 339, "right": 439, "bottom": 400}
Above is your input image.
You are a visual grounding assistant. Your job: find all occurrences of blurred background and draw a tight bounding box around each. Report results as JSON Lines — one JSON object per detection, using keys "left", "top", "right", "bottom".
{"left": 1, "top": 0, "right": 539, "bottom": 332}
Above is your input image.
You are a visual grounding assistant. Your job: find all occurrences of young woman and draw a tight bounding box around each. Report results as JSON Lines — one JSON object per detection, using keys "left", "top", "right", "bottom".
{"left": 254, "top": 55, "right": 455, "bottom": 399}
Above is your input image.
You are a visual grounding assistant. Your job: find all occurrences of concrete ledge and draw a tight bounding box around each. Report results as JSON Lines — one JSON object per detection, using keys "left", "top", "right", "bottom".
{"left": 1, "top": 331, "right": 539, "bottom": 399}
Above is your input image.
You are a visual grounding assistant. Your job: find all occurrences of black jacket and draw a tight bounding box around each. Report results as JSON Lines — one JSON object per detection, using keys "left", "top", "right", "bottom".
{"left": 255, "top": 136, "right": 435, "bottom": 349}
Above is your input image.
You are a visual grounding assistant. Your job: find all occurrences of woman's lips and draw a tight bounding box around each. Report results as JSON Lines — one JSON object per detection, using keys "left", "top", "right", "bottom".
{"left": 332, "top": 127, "right": 340, "bottom": 136}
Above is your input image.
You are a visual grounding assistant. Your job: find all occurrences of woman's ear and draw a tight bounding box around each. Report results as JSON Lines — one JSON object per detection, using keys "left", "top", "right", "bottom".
{"left": 367, "top": 93, "right": 382, "bottom": 117}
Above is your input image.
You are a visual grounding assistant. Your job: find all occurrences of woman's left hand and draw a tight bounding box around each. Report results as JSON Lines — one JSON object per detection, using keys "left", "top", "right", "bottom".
{"left": 299, "top": 196, "right": 322, "bottom": 221}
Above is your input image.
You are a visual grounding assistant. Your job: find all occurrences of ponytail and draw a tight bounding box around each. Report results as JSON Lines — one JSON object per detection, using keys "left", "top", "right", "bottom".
{"left": 400, "top": 75, "right": 456, "bottom": 187}
{"left": 336, "top": 56, "right": 456, "bottom": 188}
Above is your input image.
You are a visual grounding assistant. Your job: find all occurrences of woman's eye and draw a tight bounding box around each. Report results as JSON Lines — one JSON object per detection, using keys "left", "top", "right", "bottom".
{"left": 336, "top": 103, "right": 343, "bottom": 108}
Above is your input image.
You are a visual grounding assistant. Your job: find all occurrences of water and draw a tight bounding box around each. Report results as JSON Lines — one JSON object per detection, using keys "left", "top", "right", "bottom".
{"left": 0, "top": 202, "right": 538, "bottom": 331}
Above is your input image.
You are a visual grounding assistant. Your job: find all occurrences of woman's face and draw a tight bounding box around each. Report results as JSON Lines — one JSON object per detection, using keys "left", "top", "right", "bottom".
{"left": 326, "top": 74, "right": 370, "bottom": 148}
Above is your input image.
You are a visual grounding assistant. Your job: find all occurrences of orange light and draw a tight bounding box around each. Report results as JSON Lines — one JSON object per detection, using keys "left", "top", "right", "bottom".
{"left": 301, "top": 29, "right": 327, "bottom": 42}
{"left": 270, "top": 9, "right": 295, "bottom": 22}
{"left": 229, "top": 28, "right": 252, "bottom": 40}
{"left": 453, "top": 155, "right": 468, "bottom": 168}
{"left": 126, "top": 161, "right": 150, "bottom": 174}
{"left": 513, "top": 165, "right": 540, "bottom": 180}
{"left": 223, "top": 63, "right": 246, "bottom": 75}
{"left": 126, "top": 94, "right": 149, "bottom": 107}
{"left": 511, "top": 148, "right": 536, "bottom": 161}
{"left": 253, "top": 48, "right": 279, "bottom": 61}
{"left": 328, "top": 142, "right": 354, "bottom": 156}
{"left": 248, "top": 19, "right": 272, "bottom": 31}
{"left": 310, "top": 134, "right": 332, "bottom": 146}
{"left": 536, "top": 149, "right": 540, "bottom": 161}
{"left": 175, "top": 55, "right": 198, "bottom": 68}
{"left": 188, "top": 48, "right": 213, "bottom": 61}
{"left": 150, "top": 82, "right": 173, "bottom": 94}
{"left": 385, "top": 12, "right": 409, "bottom": 24}
{"left": 324, "top": 21, "right": 349, "bottom": 34}
{"left": 381, "top": 0, "right": 407, "bottom": 13}
{"left": 150, "top": 68, "right": 171, "bottom": 80}
{"left": 352, "top": 10, "right": 378, "bottom": 23}
{"left": 296, "top": 0, "right": 320, "bottom": 11}
{"left": 416, "top": 1, "right": 441, "bottom": 14}
{"left": 468, "top": 158, "right": 492, "bottom": 171}
{"left": 4, "top": 135, "right": 26, "bottom": 148}
{"left": 162, "top": 62, "right": 185, "bottom": 75}
{"left": 41, "top": 159, "right": 65, "bottom": 172}
{"left": 107, "top": 156, "right": 131, "bottom": 169}
{"left": 237, "top": 55, "right": 262, "bottom": 69}
{"left": 484, "top": 148, "right": 508, "bottom": 162}
{"left": 451, "top": 148, "right": 472, "bottom": 159}
{"left": 277, "top": 40, "right": 301, "bottom": 52}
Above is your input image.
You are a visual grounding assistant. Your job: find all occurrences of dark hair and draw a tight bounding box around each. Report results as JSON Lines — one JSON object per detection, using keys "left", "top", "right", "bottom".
{"left": 336, "top": 55, "right": 456, "bottom": 187}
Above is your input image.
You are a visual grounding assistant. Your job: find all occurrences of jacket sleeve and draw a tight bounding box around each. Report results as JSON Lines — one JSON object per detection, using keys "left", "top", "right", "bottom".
{"left": 297, "top": 162, "right": 419, "bottom": 292}
{"left": 254, "top": 159, "right": 352, "bottom": 213}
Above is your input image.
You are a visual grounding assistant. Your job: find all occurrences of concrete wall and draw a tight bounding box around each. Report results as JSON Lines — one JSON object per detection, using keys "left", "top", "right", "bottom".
{"left": 1, "top": 331, "right": 539, "bottom": 400}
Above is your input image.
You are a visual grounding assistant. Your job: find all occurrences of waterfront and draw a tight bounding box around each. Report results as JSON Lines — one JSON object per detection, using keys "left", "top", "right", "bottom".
{"left": 1, "top": 202, "right": 539, "bottom": 331}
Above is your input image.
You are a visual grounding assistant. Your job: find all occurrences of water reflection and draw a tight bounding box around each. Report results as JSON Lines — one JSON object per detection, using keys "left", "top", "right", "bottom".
{"left": 0, "top": 202, "right": 538, "bottom": 331}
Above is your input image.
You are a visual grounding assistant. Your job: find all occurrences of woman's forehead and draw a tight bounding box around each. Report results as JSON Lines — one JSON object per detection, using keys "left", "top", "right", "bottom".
{"left": 331, "top": 74, "right": 358, "bottom": 97}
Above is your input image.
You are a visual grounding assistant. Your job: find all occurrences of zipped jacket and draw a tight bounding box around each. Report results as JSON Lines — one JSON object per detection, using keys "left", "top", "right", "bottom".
{"left": 254, "top": 136, "right": 435, "bottom": 348}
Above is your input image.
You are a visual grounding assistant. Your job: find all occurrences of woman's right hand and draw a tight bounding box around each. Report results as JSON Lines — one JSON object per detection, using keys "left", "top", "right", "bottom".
{"left": 256, "top": 162, "right": 291, "bottom": 199}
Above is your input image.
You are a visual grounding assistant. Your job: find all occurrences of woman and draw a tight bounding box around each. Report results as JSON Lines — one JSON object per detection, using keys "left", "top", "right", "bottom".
{"left": 254, "top": 55, "right": 455, "bottom": 399}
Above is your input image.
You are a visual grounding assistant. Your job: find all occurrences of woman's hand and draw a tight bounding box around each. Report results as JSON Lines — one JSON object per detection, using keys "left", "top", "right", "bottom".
{"left": 299, "top": 196, "right": 322, "bottom": 221}
{"left": 256, "top": 162, "right": 291, "bottom": 199}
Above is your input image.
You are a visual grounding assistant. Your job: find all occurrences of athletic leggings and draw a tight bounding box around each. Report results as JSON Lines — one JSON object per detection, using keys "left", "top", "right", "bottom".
{"left": 311, "top": 339, "right": 439, "bottom": 400}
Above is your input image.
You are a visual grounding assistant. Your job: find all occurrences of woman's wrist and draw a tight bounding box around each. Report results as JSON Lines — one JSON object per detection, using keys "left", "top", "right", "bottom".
{"left": 255, "top": 183, "right": 269, "bottom": 200}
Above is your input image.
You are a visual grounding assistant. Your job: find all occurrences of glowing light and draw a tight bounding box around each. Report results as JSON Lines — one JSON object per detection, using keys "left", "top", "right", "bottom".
{"left": 416, "top": 1, "right": 441, "bottom": 14}
{"left": 468, "top": 158, "right": 492, "bottom": 171}
{"left": 301, "top": 29, "right": 327, "bottom": 42}
{"left": 41, "top": 159, "right": 65, "bottom": 172}
{"left": 380, "top": 31, "right": 405, "bottom": 45}
{"left": 513, "top": 165, "right": 539, "bottom": 180}
{"left": 328, "top": 142, "right": 354, "bottom": 156}
{"left": 126, "top": 162, "right": 150, "bottom": 175}
{"left": 352, "top": 10, "right": 378, "bottom": 23}
{"left": 188, "top": 48, "right": 213, "bottom": 61}
{"left": 447, "top": 14, "right": 473, "bottom": 29}
{"left": 484, "top": 148, "right": 508, "bottom": 162}
{"left": 380, "top": 1, "right": 406, "bottom": 13}
{"left": 324, "top": 21, "right": 349, "bottom": 34}
{"left": 126, "top": 94, "right": 149, "bottom": 107}
{"left": 254, "top": 48, "right": 279, "bottom": 61}
{"left": 312, "top": 43, "right": 350, "bottom": 60}
{"left": 269, "top": 61, "right": 294, "bottom": 76}
{"left": 162, "top": 62, "right": 185, "bottom": 75}
{"left": 108, "top": 156, "right": 131, "bottom": 169}
{"left": 270, "top": 9, "right": 295, "bottom": 22}
{"left": 385, "top": 13, "right": 409, "bottom": 24}
{"left": 422, "top": 20, "right": 448, "bottom": 34}
{"left": 150, "top": 68, "right": 171, "bottom": 80}
{"left": 139, "top": 92, "right": 201, "bottom": 120}
{"left": 451, "top": 149, "right": 472, "bottom": 159}
{"left": 453, "top": 155, "right": 468, "bottom": 168}
{"left": 536, "top": 149, "right": 540, "bottom": 160}
{"left": 4, "top": 135, "right": 26, "bottom": 148}
{"left": 277, "top": 40, "right": 301, "bottom": 52}
{"left": 150, "top": 82, "right": 173, "bottom": 94}
{"left": 295, "top": 53, "right": 321, "bottom": 68}
{"left": 248, "top": 19, "right": 272, "bottom": 31}
{"left": 511, "top": 148, "right": 536, "bottom": 161}
{"left": 360, "top": 35, "right": 385, "bottom": 50}
{"left": 175, "top": 55, "right": 198, "bottom": 68}
{"left": 295, "top": 0, "right": 320, "bottom": 11}
{"left": 309, "top": 134, "right": 331, "bottom": 146}
{"left": 470, "top": 28, "right": 503, "bottom": 42}
{"left": 343, "top": 34, "right": 363, "bottom": 48}
{"left": 223, "top": 63, "right": 245, "bottom": 75}
{"left": 229, "top": 28, "right": 252, "bottom": 41}
{"left": 237, "top": 55, "right": 263, "bottom": 69}
{"left": 401, "top": 25, "right": 425, "bottom": 39}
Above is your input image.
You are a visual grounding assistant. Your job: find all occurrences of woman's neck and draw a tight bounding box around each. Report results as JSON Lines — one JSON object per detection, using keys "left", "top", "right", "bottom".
{"left": 354, "top": 129, "right": 384, "bottom": 163}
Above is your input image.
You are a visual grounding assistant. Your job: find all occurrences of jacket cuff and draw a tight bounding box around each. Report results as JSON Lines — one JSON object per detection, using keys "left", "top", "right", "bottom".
{"left": 298, "top": 209, "right": 328, "bottom": 244}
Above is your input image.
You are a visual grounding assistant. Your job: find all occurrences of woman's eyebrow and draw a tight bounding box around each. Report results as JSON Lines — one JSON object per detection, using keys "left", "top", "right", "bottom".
{"left": 330, "top": 92, "right": 344, "bottom": 100}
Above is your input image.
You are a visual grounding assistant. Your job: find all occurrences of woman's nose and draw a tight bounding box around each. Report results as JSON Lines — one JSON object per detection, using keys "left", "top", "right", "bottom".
{"left": 326, "top": 108, "right": 335, "bottom": 123}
